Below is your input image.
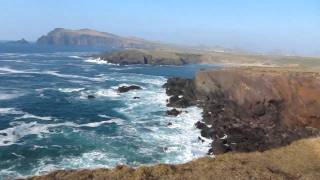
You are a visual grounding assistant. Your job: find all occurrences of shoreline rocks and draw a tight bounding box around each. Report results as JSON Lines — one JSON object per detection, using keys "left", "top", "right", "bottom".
{"left": 117, "top": 85, "right": 142, "bottom": 93}
{"left": 163, "top": 67, "right": 320, "bottom": 154}
{"left": 166, "top": 109, "right": 182, "bottom": 116}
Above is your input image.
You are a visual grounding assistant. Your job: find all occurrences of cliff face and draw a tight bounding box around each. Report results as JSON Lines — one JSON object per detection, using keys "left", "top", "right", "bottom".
{"left": 164, "top": 67, "right": 320, "bottom": 154}
{"left": 195, "top": 67, "right": 320, "bottom": 128}
{"left": 37, "top": 28, "right": 158, "bottom": 49}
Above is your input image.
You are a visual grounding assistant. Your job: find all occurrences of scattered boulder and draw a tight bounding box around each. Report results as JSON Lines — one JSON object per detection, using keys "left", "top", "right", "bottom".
{"left": 0, "top": 133, "right": 7, "bottom": 136}
{"left": 117, "top": 85, "right": 142, "bottom": 93}
{"left": 87, "top": 95, "right": 96, "bottom": 99}
{"left": 133, "top": 97, "right": 140, "bottom": 99}
{"left": 166, "top": 109, "right": 182, "bottom": 116}
{"left": 167, "top": 122, "right": 173, "bottom": 126}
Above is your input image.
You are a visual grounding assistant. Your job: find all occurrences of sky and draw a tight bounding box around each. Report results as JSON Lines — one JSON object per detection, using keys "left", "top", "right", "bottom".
{"left": 0, "top": 0, "right": 319, "bottom": 55}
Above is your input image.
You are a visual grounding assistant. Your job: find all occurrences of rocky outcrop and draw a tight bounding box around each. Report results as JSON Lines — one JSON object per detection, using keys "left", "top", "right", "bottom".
{"left": 26, "top": 138, "right": 320, "bottom": 180}
{"left": 117, "top": 85, "right": 142, "bottom": 93}
{"left": 166, "top": 109, "right": 182, "bottom": 116}
{"left": 164, "top": 67, "right": 320, "bottom": 154}
{"left": 99, "top": 49, "right": 201, "bottom": 65}
{"left": 37, "top": 28, "right": 160, "bottom": 49}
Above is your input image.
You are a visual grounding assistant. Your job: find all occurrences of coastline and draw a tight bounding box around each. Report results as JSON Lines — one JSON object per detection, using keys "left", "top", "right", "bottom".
{"left": 164, "top": 66, "right": 320, "bottom": 154}
{"left": 25, "top": 66, "right": 320, "bottom": 179}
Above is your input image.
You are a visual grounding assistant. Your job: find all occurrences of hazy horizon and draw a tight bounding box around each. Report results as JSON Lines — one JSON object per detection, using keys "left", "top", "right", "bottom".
{"left": 0, "top": 0, "right": 319, "bottom": 56}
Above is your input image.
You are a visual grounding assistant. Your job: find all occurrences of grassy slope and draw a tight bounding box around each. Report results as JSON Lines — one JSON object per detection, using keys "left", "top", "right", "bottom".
{"left": 28, "top": 138, "right": 320, "bottom": 180}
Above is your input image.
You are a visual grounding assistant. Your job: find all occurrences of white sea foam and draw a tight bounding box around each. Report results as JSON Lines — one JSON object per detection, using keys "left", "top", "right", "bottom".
{"left": 0, "top": 67, "right": 103, "bottom": 82}
{"left": 95, "top": 89, "right": 120, "bottom": 98}
{"left": 76, "top": 119, "right": 124, "bottom": 127}
{"left": 112, "top": 80, "right": 211, "bottom": 164}
{"left": 0, "top": 108, "right": 24, "bottom": 115}
{"left": 0, "top": 119, "right": 123, "bottom": 146}
{"left": 85, "top": 58, "right": 109, "bottom": 64}
{"left": 14, "top": 113, "right": 53, "bottom": 121}
{"left": 0, "top": 92, "right": 24, "bottom": 100}
{"left": 0, "top": 67, "right": 31, "bottom": 74}
{"left": 58, "top": 88, "right": 84, "bottom": 93}
{"left": 69, "top": 55, "right": 84, "bottom": 59}
{"left": 0, "top": 122, "right": 51, "bottom": 146}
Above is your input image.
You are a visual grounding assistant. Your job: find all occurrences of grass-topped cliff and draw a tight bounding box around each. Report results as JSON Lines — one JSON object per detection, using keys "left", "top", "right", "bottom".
{"left": 98, "top": 48, "right": 320, "bottom": 71}
{"left": 27, "top": 138, "right": 320, "bottom": 180}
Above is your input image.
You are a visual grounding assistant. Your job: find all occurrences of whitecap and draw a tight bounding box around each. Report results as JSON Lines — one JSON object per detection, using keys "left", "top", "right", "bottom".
{"left": 0, "top": 122, "right": 52, "bottom": 146}
{"left": 69, "top": 55, "right": 84, "bottom": 59}
{"left": 0, "top": 108, "right": 23, "bottom": 115}
{"left": 77, "top": 119, "right": 124, "bottom": 127}
{"left": 0, "top": 91, "right": 24, "bottom": 100}
{"left": 95, "top": 89, "right": 119, "bottom": 98}
{"left": 14, "top": 113, "right": 53, "bottom": 121}
{"left": 58, "top": 88, "right": 84, "bottom": 93}
{"left": 85, "top": 58, "right": 108, "bottom": 64}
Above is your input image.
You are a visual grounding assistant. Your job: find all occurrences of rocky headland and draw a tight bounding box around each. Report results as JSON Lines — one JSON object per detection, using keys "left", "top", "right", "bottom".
{"left": 164, "top": 67, "right": 320, "bottom": 154}
{"left": 98, "top": 49, "right": 201, "bottom": 65}
{"left": 97, "top": 48, "right": 320, "bottom": 70}
{"left": 36, "top": 28, "right": 163, "bottom": 49}
{"left": 27, "top": 67, "right": 320, "bottom": 180}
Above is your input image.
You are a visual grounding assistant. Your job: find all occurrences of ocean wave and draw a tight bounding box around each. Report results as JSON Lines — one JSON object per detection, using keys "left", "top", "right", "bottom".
{"left": 0, "top": 67, "right": 104, "bottom": 82}
{"left": 0, "top": 108, "right": 24, "bottom": 115}
{"left": 85, "top": 58, "right": 113, "bottom": 65}
{"left": 58, "top": 88, "right": 85, "bottom": 93}
{"left": 69, "top": 55, "right": 84, "bottom": 59}
{"left": 94, "top": 89, "right": 120, "bottom": 98}
{"left": 113, "top": 85, "right": 211, "bottom": 164}
{"left": 0, "top": 91, "right": 25, "bottom": 101}
{"left": 0, "top": 107, "right": 54, "bottom": 121}
{"left": 14, "top": 113, "right": 53, "bottom": 121}
{"left": 29, "top": 151, "right": 126, "bottom": 177}
{"left": 0, "top": 119, "right": 124, "bottom": 146}
{"left": 0, "top": 122, "right": 52, "bottom": 146}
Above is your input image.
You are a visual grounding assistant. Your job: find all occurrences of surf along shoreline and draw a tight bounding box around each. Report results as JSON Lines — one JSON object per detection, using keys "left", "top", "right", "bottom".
{"left": 23, "top": 46, "right": 320, "bottom": 180}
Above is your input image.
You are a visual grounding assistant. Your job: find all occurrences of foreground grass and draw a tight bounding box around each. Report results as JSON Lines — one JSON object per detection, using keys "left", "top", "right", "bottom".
{"left": 27, "top": 138, "right": 320, "bottom": 180}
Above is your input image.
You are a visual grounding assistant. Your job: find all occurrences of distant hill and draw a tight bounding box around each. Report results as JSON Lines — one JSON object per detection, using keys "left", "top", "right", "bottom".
{"left": 7, "top": 38, "right": 29, "bottom": 44}
{"left": 37, "top": 28, "right": 162, "bottom": 49}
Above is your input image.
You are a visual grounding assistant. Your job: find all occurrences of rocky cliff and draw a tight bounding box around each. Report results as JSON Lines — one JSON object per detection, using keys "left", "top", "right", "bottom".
{"left": 37, "top": 28, "right": 160, "bottom": 49}
{"left": 164, "top": 67, "right": 320, "bottom": 154}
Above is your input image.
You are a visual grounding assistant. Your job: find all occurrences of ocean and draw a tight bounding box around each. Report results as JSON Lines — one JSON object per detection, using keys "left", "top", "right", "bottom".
{"left": 0, "top": 44, "right": 217, "bottom": 178}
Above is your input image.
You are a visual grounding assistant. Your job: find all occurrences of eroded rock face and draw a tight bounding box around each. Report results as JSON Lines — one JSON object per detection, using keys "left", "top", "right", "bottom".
{"left": 195, "top": 68, "right": 320, "bottom": 129}
{"left": 164, "top": 67, "right": 320, "bottom": 154}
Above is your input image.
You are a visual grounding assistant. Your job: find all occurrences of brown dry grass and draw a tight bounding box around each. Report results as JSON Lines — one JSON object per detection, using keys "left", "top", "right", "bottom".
{"left": 27, "top": 138, "right": 320, "bottom": 180}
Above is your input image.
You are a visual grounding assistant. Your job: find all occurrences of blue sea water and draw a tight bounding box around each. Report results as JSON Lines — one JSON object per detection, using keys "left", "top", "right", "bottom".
{"left": 0, "top": 44, "right": 218, "bottom": 178}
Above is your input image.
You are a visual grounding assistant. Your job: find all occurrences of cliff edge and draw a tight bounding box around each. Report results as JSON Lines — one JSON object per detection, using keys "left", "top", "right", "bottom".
{"left": 165, "top": 67, "right": 320, "bottom": 154}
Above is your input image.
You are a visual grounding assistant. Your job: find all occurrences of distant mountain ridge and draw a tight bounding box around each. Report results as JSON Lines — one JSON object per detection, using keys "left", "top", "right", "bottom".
{"left": 37, "top": 28, "right": 162, "bottom": 49}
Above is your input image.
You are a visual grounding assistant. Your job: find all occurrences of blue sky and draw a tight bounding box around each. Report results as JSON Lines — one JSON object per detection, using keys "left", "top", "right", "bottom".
{"left": 0, "top": 0, "right": 319, "bottom": 55}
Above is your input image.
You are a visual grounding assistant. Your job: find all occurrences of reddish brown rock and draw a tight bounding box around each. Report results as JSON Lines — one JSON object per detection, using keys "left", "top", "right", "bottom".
{"left": 164, "top": 67, "right": 320, "bottom": 154}
{"left": 195, "top": 67, "right": 320, "bottom": 129}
